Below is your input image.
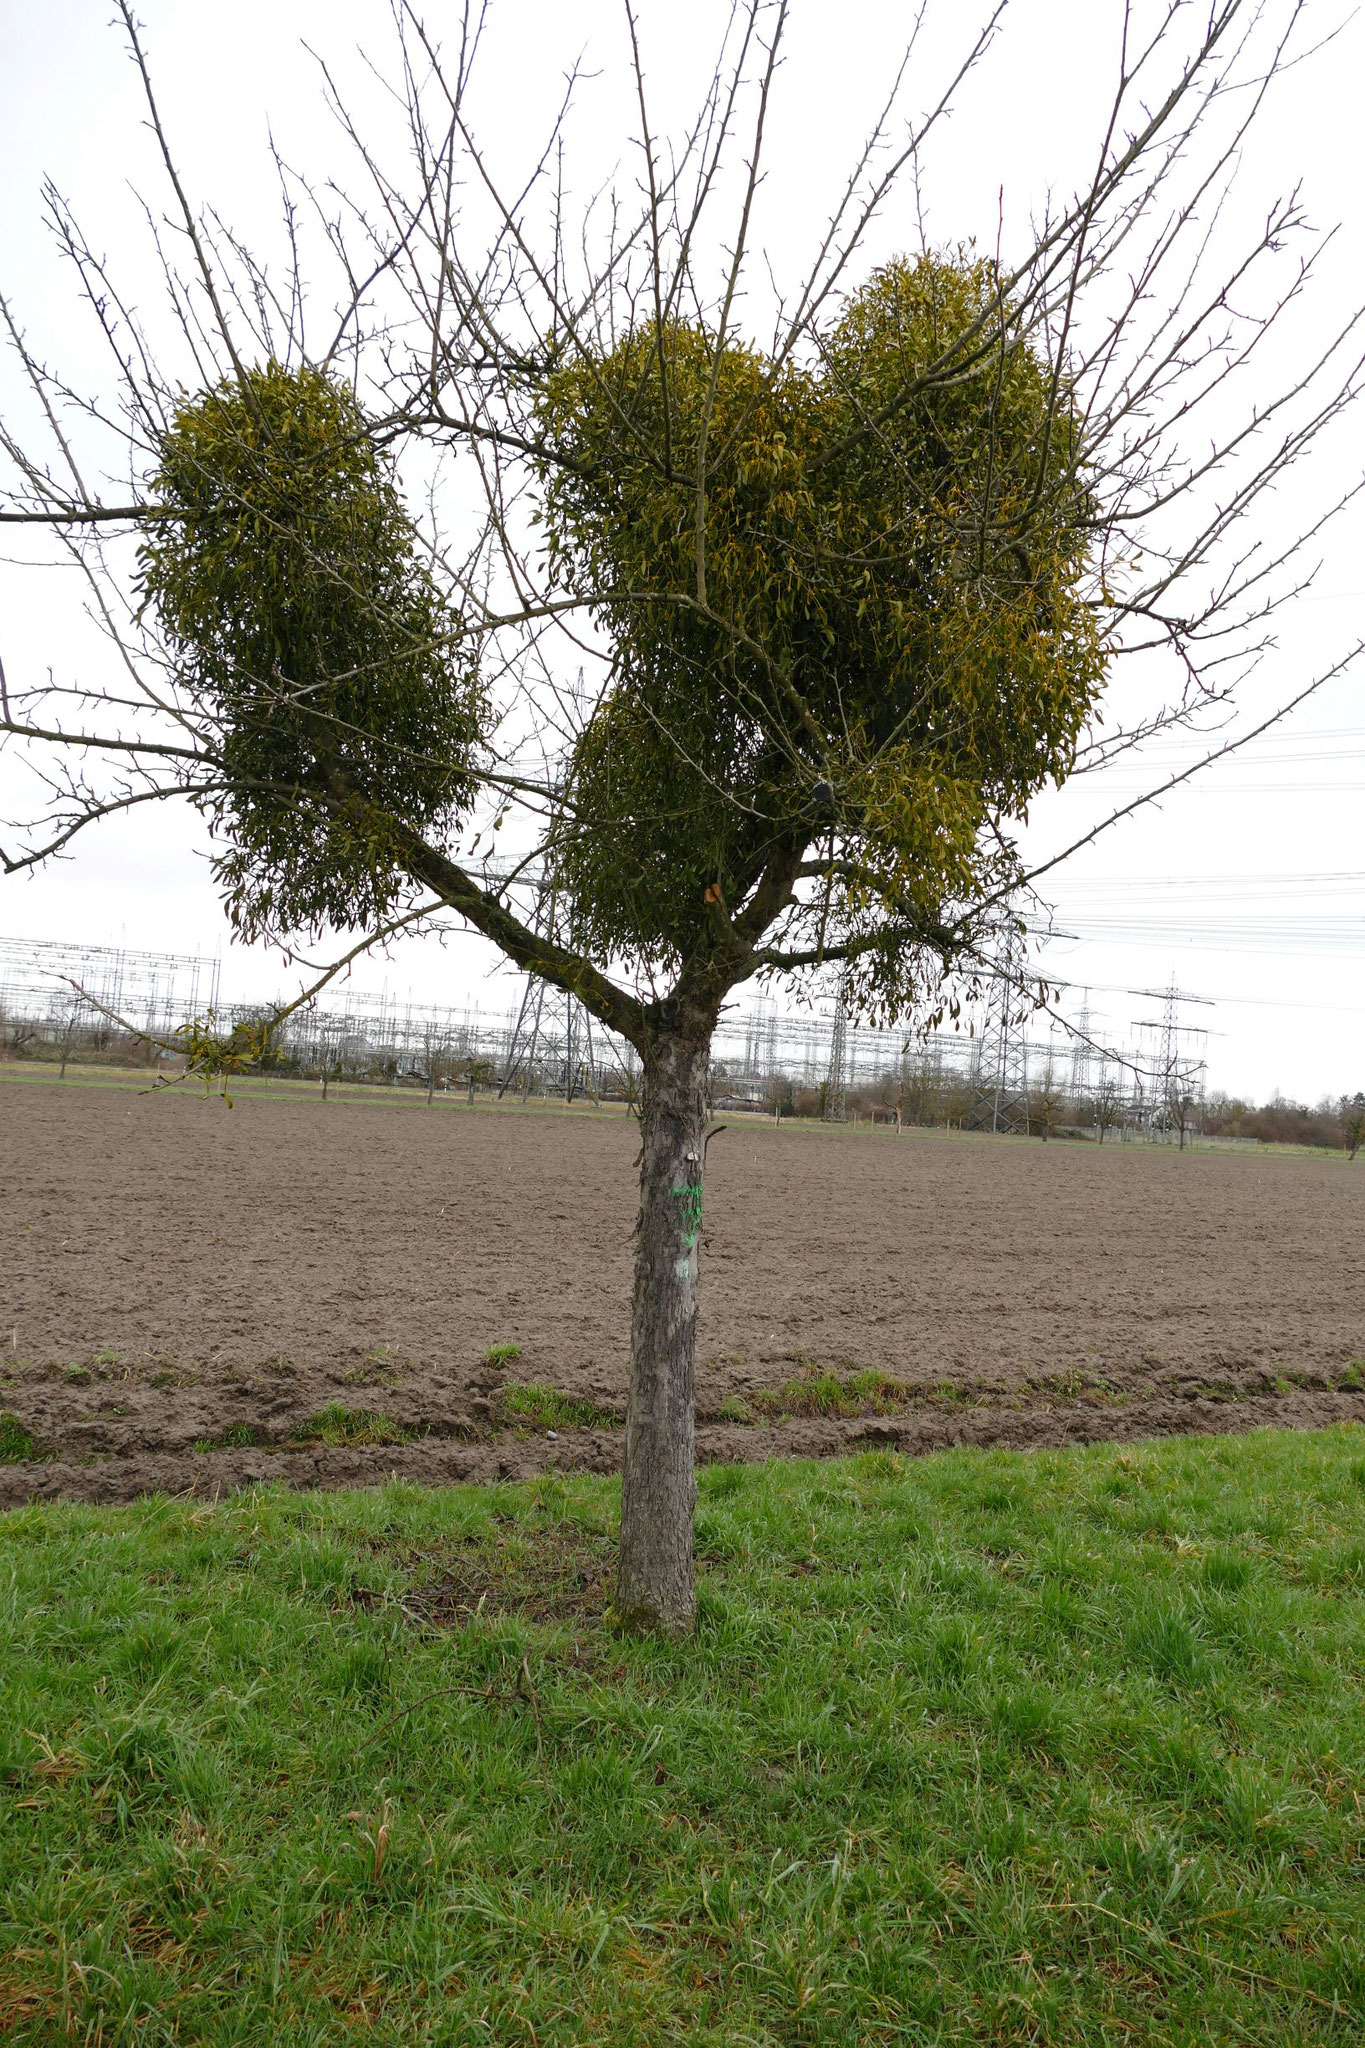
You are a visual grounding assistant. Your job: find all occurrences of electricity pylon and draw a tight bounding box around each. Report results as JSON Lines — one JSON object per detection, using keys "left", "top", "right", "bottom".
{"left": 497, "top": 837, "right": 602, "bottom": 1102}
{"left": 967, "top": 924, "right": 1031, "bottom": 1135}
{"left": 822, "top": 983, "right": 848, "bottom": 1122}
{"left": 1131, "top": 976, "right": 1212, "bottom": 1139}
{"left": 499, "top": 915, "right": 602, "bottom": 1102}
{"left": 1067, "top": 989, "right": 1093, "bottom": 1114}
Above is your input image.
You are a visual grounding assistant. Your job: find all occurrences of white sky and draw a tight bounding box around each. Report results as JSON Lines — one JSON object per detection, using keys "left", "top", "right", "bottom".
{"left": 1, "top": 1, "right": 1362, "bottom": 1103}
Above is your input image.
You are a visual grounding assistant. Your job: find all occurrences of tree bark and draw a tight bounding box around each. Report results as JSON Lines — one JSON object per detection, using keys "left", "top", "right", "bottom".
{"left": 616, "top": 1027, "right": 711, "bottom": 1632}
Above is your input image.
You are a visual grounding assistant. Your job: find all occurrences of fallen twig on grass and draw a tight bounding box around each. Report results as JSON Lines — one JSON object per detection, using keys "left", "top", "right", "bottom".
{"left": 357, "top": 1684, "right": 495, "bottom": 1749}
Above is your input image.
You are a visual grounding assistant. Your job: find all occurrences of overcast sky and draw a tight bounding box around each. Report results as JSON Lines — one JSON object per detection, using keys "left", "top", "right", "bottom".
{"left": 2, "top": 1, "right": 1362, "bottom": 1103}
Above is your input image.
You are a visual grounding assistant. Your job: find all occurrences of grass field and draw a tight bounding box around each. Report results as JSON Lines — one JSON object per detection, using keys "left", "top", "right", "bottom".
{"left": 1, "top": 1055, "right": 1354, "bottom": 1157}
{"left": 4, "top": 1428, "right": 1365, "bottom": 2044}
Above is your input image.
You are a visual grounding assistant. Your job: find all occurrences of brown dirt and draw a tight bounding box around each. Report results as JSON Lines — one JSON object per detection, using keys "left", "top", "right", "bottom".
{"left": 2, "top": 1071, "right": 1363, "bottom": 1509}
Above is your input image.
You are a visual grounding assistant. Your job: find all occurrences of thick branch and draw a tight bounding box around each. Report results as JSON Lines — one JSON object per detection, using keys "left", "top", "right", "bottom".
{"left": 394, "top": 825, "right": 646, "bottom": 1044}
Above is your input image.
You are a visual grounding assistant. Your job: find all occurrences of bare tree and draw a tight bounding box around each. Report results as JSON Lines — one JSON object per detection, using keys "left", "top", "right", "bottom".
{"left": 765, "top": 1070, "right": 795, "bottom": 1125}
{"left": 1164, "top": 1074, "right": 1202, "bottom": 1151}
{"left": 1033, "top": 1056, "right": 1064, "bottom": 1143}
{"left": 54, "top": 990, "right": 88, "bottom": 1080}
{"left": 458, "top": 1053, "right": 493, "bottom": 1106}
{"left": 317, "top": 1022, "right": 343, "bottom": 1102}
{"left": 422, "top": 1024, "right": 459, "bottom": 1104}
{"left": 1093, "top": 1068, "right": 1125, "bottom": 1145}
{"left": 2, "top": 2, "right": 1363, "bottom": 1627}
{"left": 897, "top": 1042, "right": 955, "bottom": 1130}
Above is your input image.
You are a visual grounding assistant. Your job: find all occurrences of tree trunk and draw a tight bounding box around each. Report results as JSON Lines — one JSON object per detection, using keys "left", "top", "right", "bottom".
{"left": 616, "top": 1027, "right": 711, "bottom": 1633}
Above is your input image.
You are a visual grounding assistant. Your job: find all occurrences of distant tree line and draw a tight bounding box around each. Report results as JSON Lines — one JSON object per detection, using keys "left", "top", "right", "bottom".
{"left": 725, "top": 1059, "right": 1365, "bottom": 1154}
{"left": 1200, "top": 1091, "right": 1365, "bottom": 1157}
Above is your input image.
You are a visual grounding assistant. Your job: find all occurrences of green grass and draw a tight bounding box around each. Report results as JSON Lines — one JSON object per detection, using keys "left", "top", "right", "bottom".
{"left": 193, "top": 1421, "right": 260, "bottom": 1454}
{"left": 0, "top": 1412, "right": 36, "bottom": 1462}
{"left": 484, "top": 1340, "right": 523, "bottom": 1368}
{"left": 740, "top": 1364, "right": 1132, "bottom": 1424}
{"left": 288, "top": 1404, "right": 412, "bottom": 1448}
{"left": 4, "top": 1430, "right": 1365, "bottom": 2043}
{"left": 750, "top": 1364, "right": 912, "bottom": 1419}
{"left": 501, "top": 1379, "right": 619, "bottom": 1430}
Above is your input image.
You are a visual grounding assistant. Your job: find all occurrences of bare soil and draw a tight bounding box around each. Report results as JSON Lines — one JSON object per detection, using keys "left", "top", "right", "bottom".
{"left": 3, "top": 1072, "right": 1363, "bottom": 1508}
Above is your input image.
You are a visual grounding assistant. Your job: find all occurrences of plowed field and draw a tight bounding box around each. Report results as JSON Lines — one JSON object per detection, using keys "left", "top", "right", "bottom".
{"left": 3, "top": 1072, "right": 1363, "bottom": 1506}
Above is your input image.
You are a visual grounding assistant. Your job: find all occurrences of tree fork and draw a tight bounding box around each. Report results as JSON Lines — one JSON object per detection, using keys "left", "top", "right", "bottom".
{"left": 616, "top": 1026, "right": 712, "bottom": 1632}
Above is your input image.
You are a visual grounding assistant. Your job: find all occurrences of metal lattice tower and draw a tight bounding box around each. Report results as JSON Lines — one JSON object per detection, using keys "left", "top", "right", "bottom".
{"left": 498, "top": 876, "right": 601, "bottom": 1103}
{"left": 500, "top": 953, "right": 601, "bottom": 1102}
{"left": 1131, "top": 977, "right": 1212, "bottom": 1137}
{"left": 1155, "top": 980, "right": 1179, "bottom": 1110}
{"left": 823, "top": 984, "right": 849, "bottom": 1122}
{"left": 1067, "top": 990, "right": 1093, "bottom": 1111}
{"left": 743, "top": 994, "right": 774, "bottom": 1081}
{"left": 967, "top": 925, "right": 1031, "bottom": 1135}
{"left": 0, "top": 934, "right": 220, "bottom": 1034}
